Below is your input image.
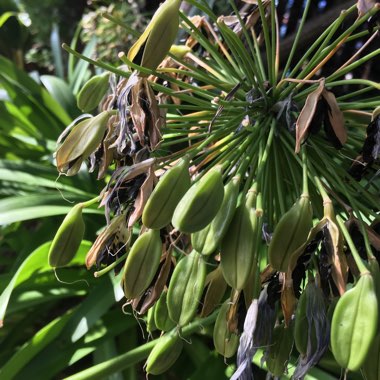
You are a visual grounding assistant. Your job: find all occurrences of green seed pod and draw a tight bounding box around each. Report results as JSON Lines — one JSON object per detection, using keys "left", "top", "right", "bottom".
{"left": 146, "top": 305, "right": 157, "bottom": 334}
{"left": 77, "top": 72, "right": 110, "bottom": 112}
{"left": 266, "top": 323, "right": 294, "bottom": 377}
{"left": 154, "top": 290, "right": 176, "bottom": 332}
{"left": 167, "top": 250, "right": 206, "bottom": 326}
{"left": 331, "top": 273, "right": 378, "bottom": 371}
{"left": 213, "top": 299, "right": 239, "bottom": 358}
{"left": 48, "top": 203, "right": 85, "bottom": 268}
{"left": 122, "top": 229, "right": 162, "bottom": 299}
{"left": 220, "top": 199, "right": 257, "bottom": 290}
{"left": 362, "top": 333, "right": 380, "bottom": 380}
{"left": 192, "top": 175, "right": 240, "bottom": 255}
{"left": 172, "top": 167, "right": 225, "bottom": 233}
{"left": 56, "top": 111, "right": 110, "bottom": 176}
{"left": 169, "top": 44, "right": 192, "bottom": 59}
{"left": 145, "top": 331, "right": 183, "bottom": 375}
{"left": 268, "top": 194, "right": 313, "bottom": 272}
{"left": 142, "top": 156, "right": 191, "bottom": 229}
{"left": 128, "top": 0, "right": 182, "bottom": 74}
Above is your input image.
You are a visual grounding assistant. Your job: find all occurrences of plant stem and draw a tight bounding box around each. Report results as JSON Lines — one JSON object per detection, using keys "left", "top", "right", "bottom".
{"left": 336, "top": 215, "right": 369, "bottom": 275}
{"left": 63, "top": 311, "right": 218, "bottom": 380}
{"left": 81, "top": 196, "right": 101, "bottom": 209}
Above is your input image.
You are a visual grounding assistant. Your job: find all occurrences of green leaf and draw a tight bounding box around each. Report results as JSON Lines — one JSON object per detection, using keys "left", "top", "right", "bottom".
{"left": 0, "top": 205, "right": 103, "bottom": 225}
{"left": 0, "top": 241, "right": 92, "bottom": 326}
{"left": 0, "top": 167, "right": 93, "bottom": 196}
{"left": 0, "top": 313, "right": 72, "bottom": 380}
{"left": 40, "top": 75, "right": 79, "bottom": 118}
{"left": 13, "top": 310, "right": 135, "bottom": 380}
{"left": 0, "top": 56, "right": 71, "bottom": 128}
{"left": 70, "top": 36, "right": 97, "bottom": 95}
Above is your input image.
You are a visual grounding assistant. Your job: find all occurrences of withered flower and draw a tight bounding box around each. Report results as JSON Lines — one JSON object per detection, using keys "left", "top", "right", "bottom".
{"left": 295, "top": 80, "right": 346, "bottom": 153}
{"left": 101, "top": 158, "right": 156, "bottom": 224}
{"left": 289, "top": 195, "right": 348, "bottom": 296}
{"left": 85, "top": 212, "right": 130, "bottom": 271}
{"left": 293, "top": 277, "right": 330, "bottom": 380}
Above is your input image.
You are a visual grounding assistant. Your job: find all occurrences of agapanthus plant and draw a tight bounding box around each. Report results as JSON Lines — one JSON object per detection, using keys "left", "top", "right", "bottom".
{"left": 51, "top": 0, "right": 380, "bottom": 378}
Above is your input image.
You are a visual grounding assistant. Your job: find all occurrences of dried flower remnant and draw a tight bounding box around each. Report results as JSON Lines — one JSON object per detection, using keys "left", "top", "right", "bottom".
{"left": 295, "top": 81, "right": 346, "bottom": 153}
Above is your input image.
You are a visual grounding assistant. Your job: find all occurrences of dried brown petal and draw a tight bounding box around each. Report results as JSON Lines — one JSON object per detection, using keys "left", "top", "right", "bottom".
{"left": 295, "top": 80, "right": 325, "bottom": 153}
{"left": 128, "top": 165, "right": 158, "bottom": 227}
{"left": 322, "top": 89, "right": 347, "bottom": 147}
{"left": 281, "top": 274, "right": 297, "bottom": 327}
{"left": 131, "top": 249, "right": 173, "bottom": 314}
{"left": 85, "top": 213, "right": 130, "bottom": 269}
{"left": 200, "top": 265, "right": 228, "bottom": 317}
{"left": 130, "top": 78, "right": 163, "bottom": 151}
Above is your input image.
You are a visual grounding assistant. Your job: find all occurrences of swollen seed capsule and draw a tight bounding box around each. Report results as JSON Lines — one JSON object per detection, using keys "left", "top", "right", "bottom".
{"left": 213, "top": 300, "right": 239, "bottom": 358}
{"left": 172, "top": 167, "right": 224, "bottom": 233}
{"left": 146, "top": 331, "right": 183, "bottom": 375}
{"left": 142, "top": 156, "right": 190, "bottom": 229}
{"left": 220, "top": 199, "right": 257, "bottom": 291}
{"left": 77, "top": 72, "right": 110, "bottom": 112}
{"left": 128, "top": 0, "right": 182, "bottom": 74}
{"left": 48, "top": 203, "right": 85, "bottom": 268}
{"left": 192, "top": 176, "right": 240, "bottom": 255}
{"left": 266, "top": 323, "right": 294, "bottom": 377}
{"left": 56, "top": 111, "right": 110, "bottom": 176}
{"left": 122, "top": 229, "right": 162, "bottom": 299}
{"left": 268, "top": 194, "right": 313, "bottom": 272}
{"left": 167, "top": 250, "right": 206, "bottom": 326}
{"left": 331, "top": 273, "right": 378, "bottom": 371}
{"left": 154, "top": 290, "right": 176, "bottom": 332}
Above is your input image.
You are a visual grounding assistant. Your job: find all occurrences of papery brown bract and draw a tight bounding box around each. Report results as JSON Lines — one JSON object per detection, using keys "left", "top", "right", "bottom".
{"left": 322, "top": 89, "right": 346, "bottom": 148}
{"left": 200, "top": 265, "right": 228, "bottom": 317}
{"left": 85, "top": 213, "right": 130, "bottom": 270}
{"left": 280, "top": 273, "right": 297, "bottom": 327}
{"left": 295, "top": 80, "right": 325, "bottom": 153}
{"left": 130, "top": 77, "right": 163, "bottom": 152}
{"left": 131, "top": 249, "right": 173, "bottom": 314}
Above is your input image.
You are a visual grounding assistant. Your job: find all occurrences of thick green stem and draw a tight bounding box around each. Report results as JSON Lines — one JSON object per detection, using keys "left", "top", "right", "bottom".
{"left": 81, "top": 196, "right": 101, "bottom": 209}
{"left": 63, "top": 311, "right": 218, "bottom": 380}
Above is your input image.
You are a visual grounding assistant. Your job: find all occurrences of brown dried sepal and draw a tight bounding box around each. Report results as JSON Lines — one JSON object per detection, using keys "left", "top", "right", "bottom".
{"left": 280, "top": 273, "right": 297, "bottom": 327}
{"left": 295, "top": 81, "right": 346, "bottom": 153}
{"left": 85, "top": 213, "right": 130, "bottom": 269}
{"left": 200, "top": 265, "right": 228, "bottom": 318}
{"left": 295, "top": 80, "right": 325, "bottom": 153}
{"left": 130, "top": 77, "right": 163, "bottom": 152}
{"left": 131, "top": 248, "right": 174, "bottom": 314}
